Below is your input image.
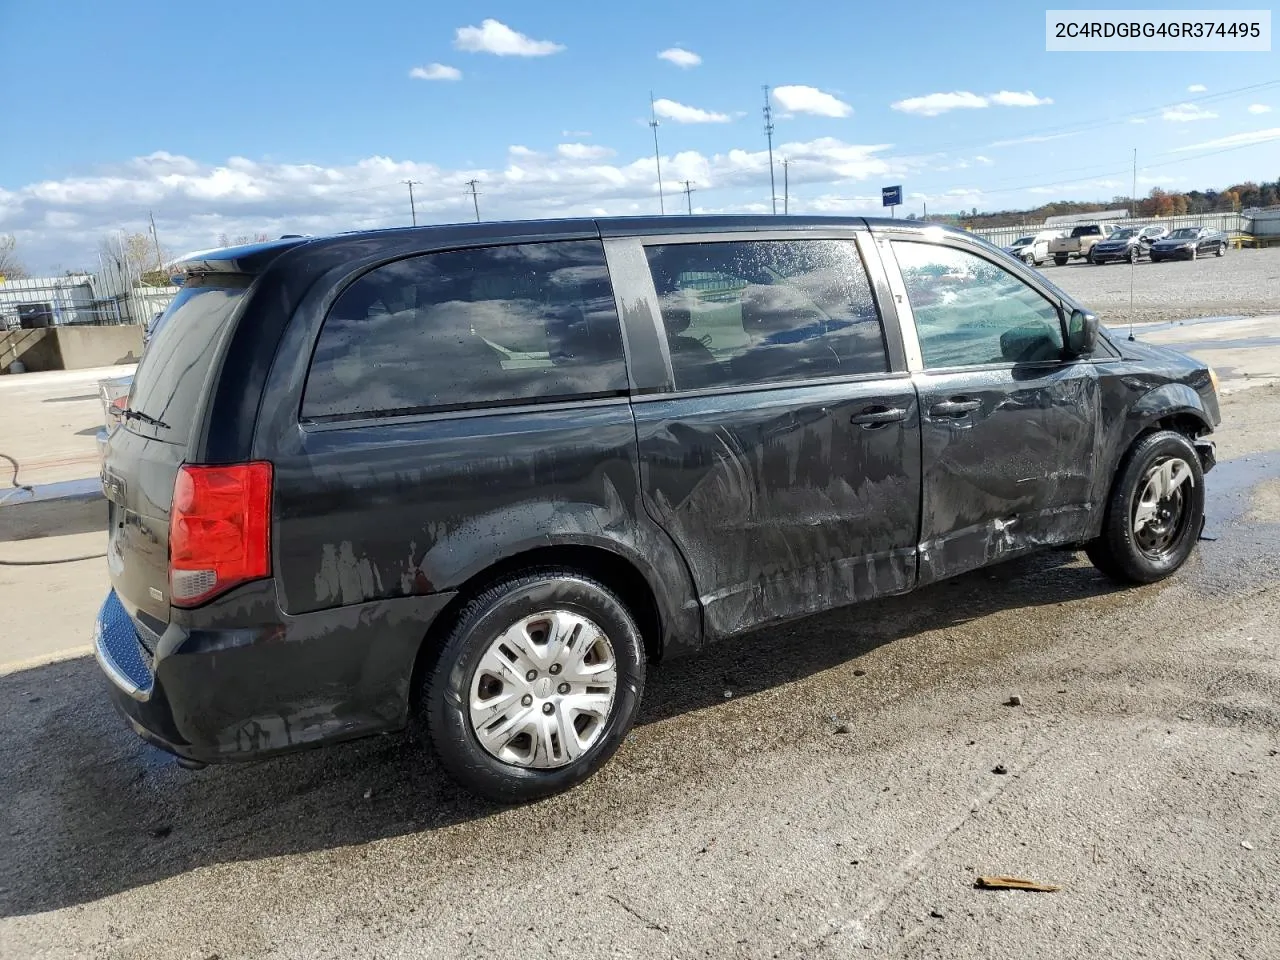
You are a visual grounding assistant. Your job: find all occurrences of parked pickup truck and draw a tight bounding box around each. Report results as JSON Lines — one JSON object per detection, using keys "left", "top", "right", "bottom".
{"left": 1049, "top": 224, "right": 1118, "bottom": 265}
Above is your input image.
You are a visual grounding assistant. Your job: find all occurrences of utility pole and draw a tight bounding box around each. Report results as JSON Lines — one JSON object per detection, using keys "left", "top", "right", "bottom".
{"left": 782, "top": 159, "right": 790, "bottom": 215}
{"left": 923, "top": 199, "right": 928, "bottom": 221}
{"left": 465, "top": 179, "right": 482, "bottom": 222}
{"left": 401, "top": 180, "right": 422, "bottom": 226}
{"left": 680, "top": 180, "right": 696, "bottom": 214}
{"left": 649, "top": 93, "right": 665, "bottom": 215}
{"left": 762, "top": 85, "right": 777, "bottom": 214}
{"left": 148, "top": 210, "right": 164, "bottom": 273}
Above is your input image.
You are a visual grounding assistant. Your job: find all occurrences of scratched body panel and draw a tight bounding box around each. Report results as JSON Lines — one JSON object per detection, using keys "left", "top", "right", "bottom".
{"left": 914, "top": 363, "right": 1101, "bottom": 585}
{"left": 634, "top": 379, "right": 921, "bottom": 639}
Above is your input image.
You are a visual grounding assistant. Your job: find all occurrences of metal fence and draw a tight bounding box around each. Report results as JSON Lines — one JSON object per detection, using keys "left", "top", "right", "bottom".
{"left": 969, "top": 211, "right": 1245, "bottom": 249}
{"left": 0, "top": 275, "right": 177, "bottom": 332}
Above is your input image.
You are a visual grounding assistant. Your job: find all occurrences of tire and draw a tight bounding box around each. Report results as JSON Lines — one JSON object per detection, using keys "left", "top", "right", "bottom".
{"left": 1216, "top": 242, "right": 1226, "bottom": 257}
{"left": 1190, "top": 245, "right": 1197, "bottom": 261}
{"left": 1054, "top": 254, "right": 1068, "bottom": 266}
{"left": 423, "top": 568, "right": 646, "bottom": 802}
{"left": 1128, "top": 246, "right": 1139, "bottom": 264}
{"left": 1086, "top": 430, "right": 1205, "bottom": 584}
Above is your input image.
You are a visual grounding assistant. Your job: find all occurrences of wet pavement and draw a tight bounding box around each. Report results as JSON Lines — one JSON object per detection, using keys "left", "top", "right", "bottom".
{"left": 2, "top": 386, "right": 1279, "bottom": 959}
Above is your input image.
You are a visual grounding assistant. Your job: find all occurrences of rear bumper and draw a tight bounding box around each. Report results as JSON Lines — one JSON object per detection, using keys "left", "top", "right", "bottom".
{"left": 94, "top": 584, "right": 456, "bottom": 764}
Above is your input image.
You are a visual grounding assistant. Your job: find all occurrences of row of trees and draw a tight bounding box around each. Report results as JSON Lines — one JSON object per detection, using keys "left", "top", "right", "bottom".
{"left": 916, "top": 178, "right": 1280, "bottom": 228}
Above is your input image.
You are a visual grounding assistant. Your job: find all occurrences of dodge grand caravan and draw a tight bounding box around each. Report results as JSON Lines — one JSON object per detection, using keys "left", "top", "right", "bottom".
{"left": 95, "top": 217, "right": 1219, "bottom": 801}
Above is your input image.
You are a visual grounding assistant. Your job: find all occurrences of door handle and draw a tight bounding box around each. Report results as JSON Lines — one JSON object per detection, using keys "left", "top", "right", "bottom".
{"left": 929, "top": 398, "right": 982, "bottom": 418}
{"left": 850, "top": 405, "right": 908, "bottom": 427}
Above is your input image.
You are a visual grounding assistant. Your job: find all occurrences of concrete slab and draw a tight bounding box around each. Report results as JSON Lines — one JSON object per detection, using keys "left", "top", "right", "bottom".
{"left": 0, "top": 364, "right": 134, "bottom": 487}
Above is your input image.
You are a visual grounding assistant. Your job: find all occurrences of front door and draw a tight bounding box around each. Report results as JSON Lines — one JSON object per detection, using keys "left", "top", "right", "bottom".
{"left": 619, "top": 233, "right": 922, "bottom": 639}
{"left": 884, "top": 236, "right": 1101, "bottom": 585}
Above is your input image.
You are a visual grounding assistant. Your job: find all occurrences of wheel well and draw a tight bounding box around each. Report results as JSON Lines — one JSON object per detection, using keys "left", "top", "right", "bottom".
{"left": 1144, "top": 413, "right": 1209, "bottom": 443}
{"left": 409, "top": 545, "right": 665, "bottom": 707}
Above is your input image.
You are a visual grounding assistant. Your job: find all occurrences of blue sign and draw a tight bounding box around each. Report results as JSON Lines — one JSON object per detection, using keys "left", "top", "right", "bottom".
{"left": 882, "top": 185, "right": 903, "bottom": 207}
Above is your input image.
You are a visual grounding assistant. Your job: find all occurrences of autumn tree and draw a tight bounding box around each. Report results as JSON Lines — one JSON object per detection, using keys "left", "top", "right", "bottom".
{"left": 0, "top": 234, "right": 28, "bottom": 279}
{"left": 100, "top": 231, "right": 173, "bottom": 287}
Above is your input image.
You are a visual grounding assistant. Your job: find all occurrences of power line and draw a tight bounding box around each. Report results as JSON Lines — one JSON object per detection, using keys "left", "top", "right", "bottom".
{"left": 465, "top": 179, "right": 482, "bottom": 221}
{"left": 680, "top": 179, "right": 696, "bottom": 214}
{"left": 401, "top": 179, "right": 422, "bottom": 226}
{"left": 782, "top": 159, "right": 790, "bottom": 215}
{"left": 763, "top": 85, "right": 777, "bottom": 215}
{"left": 650, "top": 92, "right": 665, "bottom": 215}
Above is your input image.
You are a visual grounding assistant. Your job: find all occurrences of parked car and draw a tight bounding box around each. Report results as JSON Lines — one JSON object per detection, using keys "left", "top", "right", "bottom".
{"left": 1003, "top": 233, "right": 1053, "bottom": 266}
{"left": 1149, "top": 227, "right": 1229, "bottom": 261}
{"left": 1048, "top": 223, "right": 1118, "bottom": 265}
{"left": 1089, "top": 226, "right": 1170, "bottom": 264}
{"left": 94, "top": 218, "right": 1220, "bottom": 802}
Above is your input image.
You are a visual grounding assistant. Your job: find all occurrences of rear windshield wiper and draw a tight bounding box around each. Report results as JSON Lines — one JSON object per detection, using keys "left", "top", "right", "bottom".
{"left": 122, "top": 407, "right": 170, "bottom": 430}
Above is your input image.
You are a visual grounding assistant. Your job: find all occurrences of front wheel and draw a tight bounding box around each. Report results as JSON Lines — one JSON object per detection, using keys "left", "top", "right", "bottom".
{"left": 423, "top": 569, "right": 646, "bottom": 802}
{"left": 1217, "top": 242, "right": 1226, "bottom": 257}
{"left": 1128, "top": 246, "right": 1139, "bottom": 264}
{"left": 1086, "top": 430, "right": 1205, "bottom": 584}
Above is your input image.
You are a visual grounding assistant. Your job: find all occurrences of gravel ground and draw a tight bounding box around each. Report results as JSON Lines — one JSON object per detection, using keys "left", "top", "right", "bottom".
{"left": 2, "top": 387, "right": 1279, "bottom": 959}
{"left": 1039, "top": 245, "right": 1280, "bottom": 326}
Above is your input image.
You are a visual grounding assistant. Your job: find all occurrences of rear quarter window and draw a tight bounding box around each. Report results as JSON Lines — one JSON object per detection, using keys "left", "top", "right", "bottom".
{"left": 302, "top": 240, "right": 627, "bottom": 420}
{"left": 126, "top": 276, "right": 251, "bottom": 443}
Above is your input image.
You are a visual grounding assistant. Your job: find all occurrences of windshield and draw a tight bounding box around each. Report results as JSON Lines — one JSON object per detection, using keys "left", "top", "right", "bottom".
{"left": 1168, "top": 228, "right": 1199, "bottom": 240}
{"left": 126, "top": 275, "right": 251, "bottom": 443}
{"left": 1110, "top": 228, "right": 1138, "bottom": 240}
{"left": 1010, "top": 237, "right": 1033, "bottom": 247}
{"left": 1070, "top": 226, "right": 1100, "bottom": 237}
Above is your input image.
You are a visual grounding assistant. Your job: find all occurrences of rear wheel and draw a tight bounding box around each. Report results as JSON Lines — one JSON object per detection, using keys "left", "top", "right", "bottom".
{"left": 1086, "top": 430, "right": 1205, "bottom": 584}
{"left": 1216, "top": 242, "right": 1226, "bottom": 257}
{"left": 423, "top": 569, "right": 645, "bottom": 802}
{"left": 1054, "top": 254, "right": 1068, "bottom": 266}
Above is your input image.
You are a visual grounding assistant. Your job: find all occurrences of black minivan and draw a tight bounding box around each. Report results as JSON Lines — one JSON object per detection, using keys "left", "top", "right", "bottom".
{"left": 96, "top": 217, "right": 1219, "bottom": 801}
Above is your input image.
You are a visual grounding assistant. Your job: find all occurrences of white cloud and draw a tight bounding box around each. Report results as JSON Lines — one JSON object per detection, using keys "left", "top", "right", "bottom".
{"left": 973, "top": 155, "right": 993, "bottom": 165}
{"left": 1248, "top": 104, "right": 1273, "bottom": 114}
{"left": 893, "top": 89, "right": 1052, "bottom": 116}
{"left": 1187, "top": 84, "right": 1208, "bottom": 93}
{"left": 988, "top": 132, "right": 1077, "bottom": 147}
{"left": 652, "top": 98, "right": 731, "bottom": 123}
{"left": 454, "top": 19, "right": 564, "bottom": 57}
{"left": 988, "top": 90, "right": 1054, "bottom": 108}
{"left": 1028, "top": 179, "right": 1121, "bottom": 195}
{"left": 1163, "top": 103, "right": 1218, "bottom": 122}
{"left": 562, "top": 129, "right": 592, "bottom": 137}
{"left": 772, "top": 85, "right": 852, "bottom": 118}
{"left": 892, "top": 91, "right": 988, "bottom": 116}
{"left": 409, "top": 63, "right": 461, "bottom": 81}
{"left": 1, "top": 138, "right": 902, "bottom": 270}
{"left": 1173, "top": 127, "right": 1280, "bottom": 152}
{"left": 557, "top": 143, "right": 615, "bottom": 160}
{"left": 1129, "top": 118, "right": 1148, "bottom": 124}
{"left": 657, "top": 47, "right": 701, "bottom": 68}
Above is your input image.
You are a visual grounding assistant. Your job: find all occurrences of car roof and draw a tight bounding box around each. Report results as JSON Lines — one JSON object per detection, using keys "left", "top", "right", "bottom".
{"left": 174, "top": 215, "right": 972, "bottom": 272}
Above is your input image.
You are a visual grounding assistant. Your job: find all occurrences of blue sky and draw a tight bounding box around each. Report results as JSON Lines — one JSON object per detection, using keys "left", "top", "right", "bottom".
{"left": 0, "top": 0, "right": 1276, "bottom": 271}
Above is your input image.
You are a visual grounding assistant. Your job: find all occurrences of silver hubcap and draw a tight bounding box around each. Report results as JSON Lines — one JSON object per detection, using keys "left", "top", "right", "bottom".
{"left": 1133, "top": 456, "right": 1194, "bottom": 558}
{"left": 468, "top": 610, "right": 618, "bottom": 769}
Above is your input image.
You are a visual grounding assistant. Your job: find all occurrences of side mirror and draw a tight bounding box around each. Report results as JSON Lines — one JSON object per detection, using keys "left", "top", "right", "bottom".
{"left": 1065, "top": 308, "right": 1099, "bottom": 357}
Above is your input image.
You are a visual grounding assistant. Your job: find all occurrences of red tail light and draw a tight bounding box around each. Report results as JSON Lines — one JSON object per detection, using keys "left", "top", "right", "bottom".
{"left": 169, "top": 462, "right": 273, "bottom": 606}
